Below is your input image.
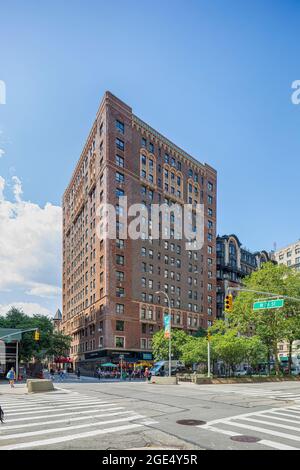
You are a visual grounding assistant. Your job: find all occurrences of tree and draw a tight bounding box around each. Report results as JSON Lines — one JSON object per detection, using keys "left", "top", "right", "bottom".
{"left": 180, "top": 336, "right": 208, "bottom": 366}
{"left": 243, "top": 336, "right": 268, "bottom": 370}
{"left": 47, "top": 332, "right": 72, "bottom": 358}
{"left": 152, "top": 329, "right": 189, "bottom": 361}
{"left": 0, "top": 308, "right": 71, "bottom": 363}
{"left": 229, "top": 262, "right": 300, "bottom": 375}
{"left": 211, "top": 331, "right": 248, "bottom": 377}
{"left": 283, "top": 314, "right": 300, "bottom": 374}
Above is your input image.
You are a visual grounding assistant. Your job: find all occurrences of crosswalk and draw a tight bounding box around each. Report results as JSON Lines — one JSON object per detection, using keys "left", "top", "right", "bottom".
{"left": 209, "top": 386, "right": 300, "bottom": 402}
{"left": 0, "top": 391, "right": 148, "bottom": 449}
{"left": 200, "top": 404, "right": 300, "bottom": 449}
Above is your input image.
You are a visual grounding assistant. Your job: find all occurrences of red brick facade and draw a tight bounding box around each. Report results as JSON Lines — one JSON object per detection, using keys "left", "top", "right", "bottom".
{"left": 61, "top": 92, "right": 217, "bottom": 368}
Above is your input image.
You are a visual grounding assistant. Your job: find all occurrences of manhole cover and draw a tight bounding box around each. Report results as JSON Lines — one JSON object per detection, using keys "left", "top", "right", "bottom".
{"left": 176, "top": 419, "right": 206, "bottom": 426}
{"left": 230, "top": 435, "right": 261, "bottom": 443}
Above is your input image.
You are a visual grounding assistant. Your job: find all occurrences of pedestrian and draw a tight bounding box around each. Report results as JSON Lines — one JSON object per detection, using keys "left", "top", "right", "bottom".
{"left": 50, "top": 368, "right": 55, "bottom": 381}
{"left": 59, "top": 369, "right": 64, "bottom": 381}
{"left": 76, "top": 367, "right": 81, "bottom": 380}
{"left": 144, "top": 367, "right": 150, "bottom": 382}
{"left": 0, "top": 406, "right": 4, "bottom": 424}
{"left": 96, "top": 367, "right": 101, "bottom": 381}
{"left": 6, "top": 367, "right": 16, "bottom": 388}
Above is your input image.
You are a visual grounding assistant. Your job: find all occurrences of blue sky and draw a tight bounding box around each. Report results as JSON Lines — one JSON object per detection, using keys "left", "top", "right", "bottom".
{"left": 0, "top": 0, "right": 299, "bottom": 315}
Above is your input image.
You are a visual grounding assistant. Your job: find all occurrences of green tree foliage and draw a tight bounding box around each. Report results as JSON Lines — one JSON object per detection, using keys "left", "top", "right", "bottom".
{"left": 229, "top": 262, "right": 300, "bottom": 374}
{"left": 152, "top": 329, "right": 189, "bottom": 361}
{"left": 180, "top": 336, "right": 207, "bottom": 365}
{"left": 0, "top": 308, "right": 71, "bottom": 362}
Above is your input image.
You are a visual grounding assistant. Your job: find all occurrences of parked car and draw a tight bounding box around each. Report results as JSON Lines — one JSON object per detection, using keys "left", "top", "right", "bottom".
{"left": 233, "top": 367, "right": 252, "bottom": 377}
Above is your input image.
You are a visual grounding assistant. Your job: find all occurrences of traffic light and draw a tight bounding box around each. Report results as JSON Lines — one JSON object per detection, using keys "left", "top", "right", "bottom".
{"left": 225, "top": 294, "right": 233, "bottom": 312}
{"left": 206, "top": 332, "right": 212, "bottom": 342}
{"left": 34, "top": 330, "right": 40, "bottom": 341}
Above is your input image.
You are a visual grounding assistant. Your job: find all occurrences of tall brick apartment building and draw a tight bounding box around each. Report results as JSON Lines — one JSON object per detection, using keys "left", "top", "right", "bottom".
{"left": 61, "top": 92, "right": 217, "bottom": 370}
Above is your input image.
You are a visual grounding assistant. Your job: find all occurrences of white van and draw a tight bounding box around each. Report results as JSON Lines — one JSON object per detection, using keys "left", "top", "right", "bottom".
{"left": 150, "top": 360, "right": 185, "bottom": 376}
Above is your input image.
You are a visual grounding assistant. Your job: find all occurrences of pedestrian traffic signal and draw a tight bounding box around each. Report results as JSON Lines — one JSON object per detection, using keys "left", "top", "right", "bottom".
{"left": 206, "top": 332, "right": 212, "bottom": 342}
{"left": 225, "top": 294, "right": 233, "bottom": 312}
{"left": 34, "top": 330, "right": 40, "bottom": 341}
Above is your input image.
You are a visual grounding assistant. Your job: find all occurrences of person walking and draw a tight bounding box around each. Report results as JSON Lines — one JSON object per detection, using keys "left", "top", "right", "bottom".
{"left": 50, "top": 368, "right": 55, "bottom": 381}
{"left": 6, "top": 367, "right": 16, "bottom": 388}
{"left": 0, "top": 405, "right": 4, "bottom": 424}
{"left": 96, "top": 367, "right": 101, "bottom": 381}
{"left": 144, "top": 367, "right": 150, "bottom": 383}
{"left": 76, "top": 367, "right": 81, "bottom": 380}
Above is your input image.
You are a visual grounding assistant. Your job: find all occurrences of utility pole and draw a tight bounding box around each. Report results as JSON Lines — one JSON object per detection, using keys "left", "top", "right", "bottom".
{"left": 120, "top": 354, "right": 124, "bottom": 380}
{"left": 16, "top": 341, "right": 19, "bottom": 381}
{"left": 156, "top": 291, "right": 172, "bottom": 377}
{"left": 206, "top": 331, "right": 212, "bottom": 378}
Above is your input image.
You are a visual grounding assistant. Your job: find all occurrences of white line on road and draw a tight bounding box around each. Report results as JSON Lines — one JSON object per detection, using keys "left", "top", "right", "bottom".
{"left": 202, "top": 425, "right": 240, "bottom": 437}
{"left": 2, "top": 400, "right": 108, "bottom": 411}
{"left": 5, "top": 406, "right": 124, "bottom": 423}
{"left": 0, "top": 423, "right": 144, "bottom": 450}
{"left": 236, "top": 416, "right": 300, "bottom": 432}
{"left": 6, "top": 402, "right": 115, "bottom": 416}
{"left": 0, "top": 414, "right": 144, "bottom": 440}
{"left": 220, "top": 420, "right": 300, "bottom": 442}
{"left": 258, "top": 439, "right": 298, "bottom": 450}
{"left": 1, "top": 410, "right": 129, "bottom": 429}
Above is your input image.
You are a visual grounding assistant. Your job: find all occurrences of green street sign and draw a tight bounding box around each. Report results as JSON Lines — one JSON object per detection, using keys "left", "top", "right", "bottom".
{"left": 253, "top": 299, "right": 285, "bottom": 311}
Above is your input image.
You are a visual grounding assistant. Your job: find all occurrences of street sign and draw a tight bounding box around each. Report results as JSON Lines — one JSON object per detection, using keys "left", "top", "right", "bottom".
{"left": 253, "top": 299, "right": 285, "bottom": 311}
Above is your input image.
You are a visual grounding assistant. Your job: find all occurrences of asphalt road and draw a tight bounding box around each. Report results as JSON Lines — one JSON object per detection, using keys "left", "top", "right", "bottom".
{"left": 1, "top": 378, "right": 300, "bottom": 450}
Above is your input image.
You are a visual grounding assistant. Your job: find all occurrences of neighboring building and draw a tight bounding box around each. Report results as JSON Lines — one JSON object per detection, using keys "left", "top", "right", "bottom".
{"left": 274, "top": 240, "right": 300, "bottom": 364}
{"left": 53, "top": 309, "right": 62, "bottom": 332}
{"left": 216, "top": 234, "right": 271, "bottom": 319}
{"left": 61, "top": 91, "right": 217, "bottom": 370}
{"left": 274, "top": 240, "right": 300, "bottom": 271}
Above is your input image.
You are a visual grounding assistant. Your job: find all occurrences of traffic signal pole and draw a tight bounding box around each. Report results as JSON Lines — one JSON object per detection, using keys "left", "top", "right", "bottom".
{"left": 207, "top": 339, "right": 211, "bottom": 378}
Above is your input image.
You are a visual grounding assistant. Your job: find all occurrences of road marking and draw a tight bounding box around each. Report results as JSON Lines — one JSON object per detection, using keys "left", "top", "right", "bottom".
{"left": 2, "top": 399, "right": 108, "bottom": 411}
{"left": 1, "top": 400, "right": 108, "bottom": 410}
{"left": 203, "top": 425, "right": 240, "bottom": 437}
{"left": 139, "top": 419, "right": 159, "bottom": 425}
{"left": 219, "top": 419, "right": 300, "bottom": 442}
{"left": 1, "top": 410, "right": 129, "bottom": 429}
{"left": 6, "top": 406, "right": 124, "bottom": 423}
{"left": 258, "top": 439, "right": 298, "bottom": 450}
{"left": 0, "top": 423, "right": 143, "bottom": 450}
{"left": 237, "top": 416, "right": 300, "bottom": 432}
{"left": 0, "top": 414, "right": 144, "bottom": 440}
{"left": 6, "top": 402, "right": 115, "bottom": 416}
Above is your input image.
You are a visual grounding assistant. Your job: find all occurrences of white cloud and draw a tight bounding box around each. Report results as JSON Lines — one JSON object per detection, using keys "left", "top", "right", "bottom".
{"left": 25, "top": 282, "right": 62, "bottom": 299}
{"left": 12, "top": 176, "right": 23, "bottom": 202}
{"left": 0, "top": 302, "right": 54, "bottom": 318}
{"left": 0, "top": 176, "right": 5, "bottom": 201}
{"left": 0, "top": 148, "right": 5, "bottom": 158}
{"left": 0, "top": 175, "right": 62, "bottom": 305}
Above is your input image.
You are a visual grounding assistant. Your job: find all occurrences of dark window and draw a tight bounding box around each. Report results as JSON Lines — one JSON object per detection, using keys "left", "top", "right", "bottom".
{"left": 116, "top": 120, "right": 125, "bottom": 134}
{"left": 116, "top": 155, "right": 124, "bottom": 167}
{"left": 116, "top": 320, "right": 124, "bottom": 331}
{"left": 116, "top": 138, "right": 124, "bottom": 151}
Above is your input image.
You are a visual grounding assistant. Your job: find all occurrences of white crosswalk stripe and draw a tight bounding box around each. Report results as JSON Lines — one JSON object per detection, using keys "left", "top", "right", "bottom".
{"left": 199, "top": 404, "right": 300, "bottom": 450}
{"left": 209, "top": 387, "right": 300, "bottom": 402}
{"left": 0, "top": 391, "right": 147, "bottom": 449}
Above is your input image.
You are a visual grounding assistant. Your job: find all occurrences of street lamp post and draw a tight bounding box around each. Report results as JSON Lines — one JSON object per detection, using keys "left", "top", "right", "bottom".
{"left": 156, "top": 291, "right": 172, "bottom": 377}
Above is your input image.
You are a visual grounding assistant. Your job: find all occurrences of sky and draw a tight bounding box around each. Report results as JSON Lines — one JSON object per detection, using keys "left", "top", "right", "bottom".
{"left": 0, "top": 0, "right": 300, "bottom": 317}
